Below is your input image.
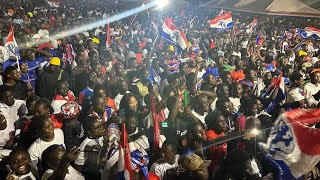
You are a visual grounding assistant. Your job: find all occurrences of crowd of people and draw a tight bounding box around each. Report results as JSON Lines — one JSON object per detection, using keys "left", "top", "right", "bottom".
{"left": 0, "top": 0, "right": 320, "bottom": 179}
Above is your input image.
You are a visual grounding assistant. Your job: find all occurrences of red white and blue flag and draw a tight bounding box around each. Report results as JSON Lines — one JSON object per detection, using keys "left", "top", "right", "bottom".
{"left": 106, "top": 22, "right": 111, "bottom": 48}
{"left": 264, "top": 76, "right": 286, "bottom": 113}
{"left": 46, "top": 0, "right": 60, "bottom": 7}
{"left": 3, "top": 26, "right": 20, "bottom": 69}
{"left": 284, "top": 31, "right": 293, "bottom": 39}
{"left": 247, "top": 18, "right": 257, "bottom": 32}
{"left": 256, "top": 33, "right": 265, "bottom": 45}
{"left": 259, "top": 108, "right": 320, "bottom": 180}
{"left": 209, "top": 12, "right": 233, "bottom": 30}
{"left": 160, "top": 17, "right": 188, "bottom": 51}
{"left": 117, "top": 124, "right": 133, "bottom": 180}
{"left": 300, "top": 27, "right": 320, "bottom": 40}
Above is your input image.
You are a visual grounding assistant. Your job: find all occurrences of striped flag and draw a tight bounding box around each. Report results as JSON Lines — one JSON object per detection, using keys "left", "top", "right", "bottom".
{"left": 3, "top": 26, "right": 20, "bottom": 70}
{"left": 209, "top": 12, "right": 233, "bottom": 30}
{"left": 248, "top": 18, "right": 257, "bottom": 31}
{"left": 284, "top": 31, "right": 293, "bottom": 39}
{"left": 117, "top": 124, "right": 133, "bottom": 180}
{"left": 300, "top": 27, "right": 320, "bottom": 40}
{"left": 106, "top": 23, "right": 111, "bottom": 48}
{"left": 259, "top": 108, "right": 320, "bottom": 179}
{"left": 160, "top": 17, "right": 188, "bottom": 51}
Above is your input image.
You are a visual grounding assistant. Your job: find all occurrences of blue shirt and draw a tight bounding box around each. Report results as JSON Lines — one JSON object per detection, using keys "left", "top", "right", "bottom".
{"left": 79, "top": 87, "right": 94, "bottom": 105}
{"left": 3, "top": 59, "right": 18, "bottom": 70}
{"left": 19, "top": 57, "right": 46, "bottom": 90}
{"left": 27, "top": 57, "right": 46, "bottom": 72}
{"left": 20, "top": 72, "right": 37, "bottom": 91}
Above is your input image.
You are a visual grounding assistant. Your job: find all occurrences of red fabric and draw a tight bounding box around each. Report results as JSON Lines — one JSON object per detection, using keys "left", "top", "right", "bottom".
{"left": 206, "top": 130, "right": 227, "bottom": 170}
{"left": 78, "top": 92, "right": 85, "bottom": 105}
{"left": 135, "top": 53, "right": 143, "bottom": 63}
{"left": 106, "top": 23, "right": 111, "bottom": 47}
{"left": 143, "top": 173, "right": 160, "bottom": 180}
{"left": 53, "top": 90, "right": 75, "bottom": 102}
{"left": 101, "top": 66, "right": 107, "bottom": 75}
{"left": 138, "top": 41, "right": 147, "bottom": 49}
{"left": 230, "top": 70, "right": 245, "bottom": 82}
{"left": 38, "top": 43, "right": 54, "bottom": 50}
{"left": 120, "top": 124, "right": 133, "bottom": 179}
{"left": 237, "top": 114, "right": 247, "bottom": 131}
{"left": 236, "top": 114, "right": 247, "bottom": 150}
{"left": 106, "top": 97, "right": 117, "bottom": 112}
{"left": 210, "top": 42, "right": 216, "bottom": 49}
{"left": 51, "top": 114, "right": 63, "bottom": 128}
{"left": 22, "top": 119, "right": 32, "bottom": 133}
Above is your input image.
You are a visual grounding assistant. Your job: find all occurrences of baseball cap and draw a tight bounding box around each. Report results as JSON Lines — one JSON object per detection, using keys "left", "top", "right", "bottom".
{"left": 49, "top": 57, "right": 61, "bottom": 66}
{"left": 181, "top": 154, "right": 211, "bottom": 172}
{"left": 302, "top": 62, "right": 313, "bottom": 70}
{"left": 310, "top": 68, "right": 320, "bottom": 74}
{"left": 60, "top": 101, "right": 82, "bottom": 119}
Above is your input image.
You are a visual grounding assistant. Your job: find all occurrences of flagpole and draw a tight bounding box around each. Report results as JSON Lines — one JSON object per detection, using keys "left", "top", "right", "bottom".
{"left": 131, "top": 12, "right": 139, "bottom": 25}
{"left": 16, "top": 55, "right": 20, "bottom": 71}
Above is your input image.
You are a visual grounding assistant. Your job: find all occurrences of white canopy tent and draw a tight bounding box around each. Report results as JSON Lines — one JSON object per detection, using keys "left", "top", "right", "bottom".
{"left": 266, "top": 0, "right": 320, "bottom": 14}
{"left": 234, "top": 0, "right": 259, "bottom": 7}
{"left": 204, "top": 0, "right": 320, "bottom": 17}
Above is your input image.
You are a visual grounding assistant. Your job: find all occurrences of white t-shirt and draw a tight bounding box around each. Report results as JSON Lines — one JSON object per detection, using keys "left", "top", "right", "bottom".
{"left": 12, "top": 171, "right": 36, "bottom": 180}
{"left": 114, "top": 91, "right": 131, "bottom": 110}
{"left": 41, "top": 166, "right": 85, "bottom": 180}
{"left": 0, "top": 122, "right": 14, "bottom": 149}
{"left": 150, "top": 155, "right": 180, "bottom": 180}
{"left": 229, "top": 97, "right": 240, "bottom": 112}
{"left": 0, "top": 100, "right": 26, "bottom": 129}
{"left": 28, "top": 129, "right": 65, "bottom": 166}
{"left": 191, "top": 109, "right": 208, "bottom": 124}
{"left": 197, "top": 69, "right": 206, "bottom": 80}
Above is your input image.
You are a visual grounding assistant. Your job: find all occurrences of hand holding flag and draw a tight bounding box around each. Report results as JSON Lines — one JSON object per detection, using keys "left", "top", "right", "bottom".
{"left": 4, "top": 26, "right": 20, "bottom": 71}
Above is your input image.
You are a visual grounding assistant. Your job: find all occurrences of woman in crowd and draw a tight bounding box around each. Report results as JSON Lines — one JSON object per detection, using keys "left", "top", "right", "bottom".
{"left": 205, "top": 110, "right": 228, "bottom": 178}
{"left": 28, "top": 115, "right": 65, "bottom": 167}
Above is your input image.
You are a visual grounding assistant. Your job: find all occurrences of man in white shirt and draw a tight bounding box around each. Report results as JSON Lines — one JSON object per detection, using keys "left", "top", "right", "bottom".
{"left": 304, "top": 68, "right": 320, "bottom": 108}
{"left": 191, "top": 95, "right": 209, "bottom": 125}
{"left": 0, "top": 85, "right": 26, "bottom": 129}
{"left": 28, "top": 128, "right": 65, "bottom": 166}
{"left": 114, "top": 79, "right": 130, "bottom": 110}
{"left": 150, "top": 140, "right": 180, "bottom": 180}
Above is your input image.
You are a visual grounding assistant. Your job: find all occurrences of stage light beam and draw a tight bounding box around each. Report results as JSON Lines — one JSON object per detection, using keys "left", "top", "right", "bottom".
{"left": 156, "top": 0, "right": 169, "bottom": 9}
{"left": 49, "top": 0, "right": 159, "bottom": 41}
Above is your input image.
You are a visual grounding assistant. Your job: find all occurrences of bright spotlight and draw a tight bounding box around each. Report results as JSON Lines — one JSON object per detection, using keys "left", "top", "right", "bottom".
{"left": 156, "top": 0, "right": 169, "bottom": 9}
{"left": 251, "top": 128, "right": 260, "bottom": 136}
